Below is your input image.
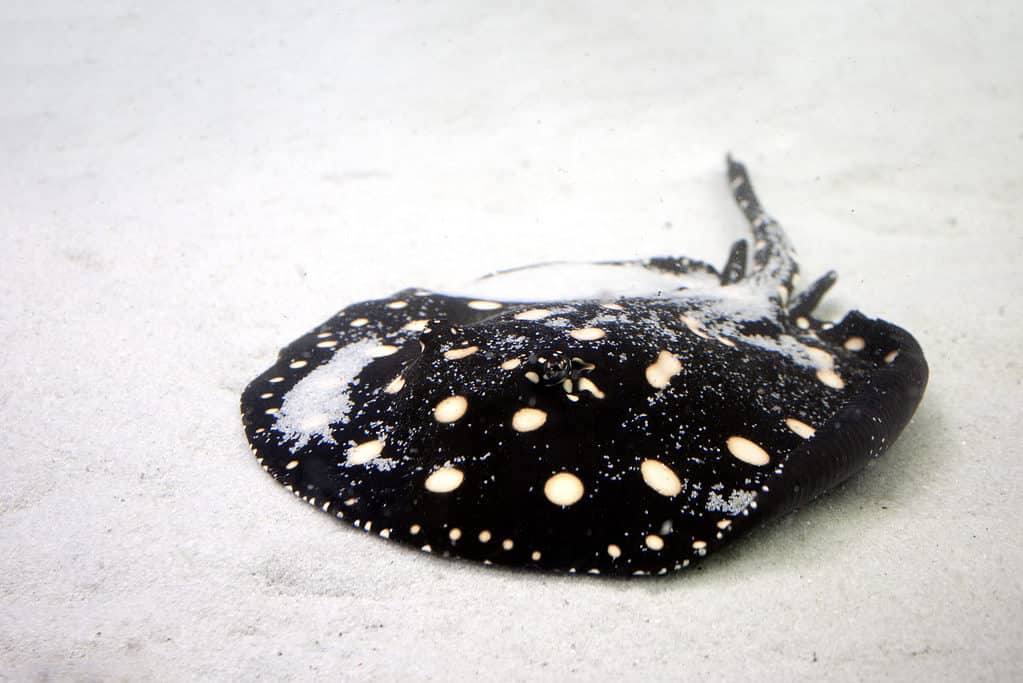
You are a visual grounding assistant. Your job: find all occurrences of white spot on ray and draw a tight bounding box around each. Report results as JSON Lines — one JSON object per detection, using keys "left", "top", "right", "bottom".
{"left": 726, "top": 436, "right": 770, "bottom": 466}
{"left": 273, "top": 338, "right": 378, "bottom": 450}
{"left": 645, "top": 350, "right": 682, "bottom": 389}
{"left": 425, "top": 467, "right": 464, "bottom": 493}
{"left": 367, "top": 345, "right": 399, "bottom": 358}
{"left": 806, "top": 347, "right": 834, "bottom": 369}
{"left": 444, "top": 345, "right": 479, "bottom": 360}
{"left": 844, "top": 336, "right": 866, "bottom": 351}
{"left": 467, "top": 300, "right": 502, "bottom": 310}
{"left": 640, "top": 459, "right": 683, "bottom": 497}
{"left": 347, "top": 439, "right": 385, "bottom": 465}
{"left": 680, "top": 314, "right": 711, "bottom": 339}
{"left": 577, "top": 377, "right": 605, "bottom": 399}
{"left": 514, "top": 308, "right": 552, "bottom": 321}
{"left": 569, "top": 327, "right": 605, "bottom": 341}
{"left": 816, "top": 368, "right": 845, "bottom": 389}
{"left": 512, "top": 407, "right": 547, "bottom": 432}
{"left": 543, "top": 472, "right": 585, "bottom": 506}
{"left": 434, "top": 396, "right": 468, "bottom": 423}
{"left": 785, "top": 418, "right": 816, "bottom": 439}
{"left": 645, "top": 534, "right": 665, "bottom": 551}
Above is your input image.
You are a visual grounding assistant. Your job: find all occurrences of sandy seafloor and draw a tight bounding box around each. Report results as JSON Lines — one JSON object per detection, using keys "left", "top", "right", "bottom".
{"left": 2, "top": 2, "right": 1021, "bottom": 681}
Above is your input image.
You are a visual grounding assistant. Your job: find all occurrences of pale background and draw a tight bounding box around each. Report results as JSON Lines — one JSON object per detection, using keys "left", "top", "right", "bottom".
{"left": 2, "top": 2, "right": 1021, "bottom": 681}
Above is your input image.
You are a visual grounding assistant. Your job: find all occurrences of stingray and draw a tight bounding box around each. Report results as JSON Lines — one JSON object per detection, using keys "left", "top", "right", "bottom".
{"left": 240, "top": 156, "right": 928, "bottom": 576}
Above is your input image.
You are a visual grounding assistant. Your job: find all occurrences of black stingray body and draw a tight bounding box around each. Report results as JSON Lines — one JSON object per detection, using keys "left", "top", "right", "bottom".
{"left": 241, "top": 158, "right": 927, "bottom": 576}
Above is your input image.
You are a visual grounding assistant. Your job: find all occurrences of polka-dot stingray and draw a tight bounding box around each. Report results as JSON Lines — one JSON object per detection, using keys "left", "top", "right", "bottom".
{"left": 240, "top": 157, "right": 928, "bottom": 577}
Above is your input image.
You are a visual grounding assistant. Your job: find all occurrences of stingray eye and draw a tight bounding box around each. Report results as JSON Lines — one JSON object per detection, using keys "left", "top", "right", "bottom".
{"left": 527, "top": 351, "right": 572, "bottom": 386}
{"left": 568, "top": 356, "right": 596, "bottom": 380}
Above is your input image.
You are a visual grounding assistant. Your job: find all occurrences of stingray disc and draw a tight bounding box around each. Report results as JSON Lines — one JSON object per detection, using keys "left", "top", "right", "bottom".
{"left": 241, "top": 157, "right": 928, "bottom": 577}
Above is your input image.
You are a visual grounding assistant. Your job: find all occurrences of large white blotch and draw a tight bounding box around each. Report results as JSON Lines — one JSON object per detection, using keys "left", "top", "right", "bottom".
{"left": 273, "top": 338, "right": 377, "bottom": 449}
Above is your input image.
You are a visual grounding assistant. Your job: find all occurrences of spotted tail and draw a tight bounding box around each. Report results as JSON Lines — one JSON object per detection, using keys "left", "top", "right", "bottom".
{"left": 726, "top": 156, "right": 800, "bottom": 299}
{"left": 727, "top": 155, "right": 835, "bottom": 316}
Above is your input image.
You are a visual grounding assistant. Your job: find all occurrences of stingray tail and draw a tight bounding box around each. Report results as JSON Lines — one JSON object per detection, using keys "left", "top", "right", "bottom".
{"left": 725, "top": 155, "right": 800, "bottom": 305}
